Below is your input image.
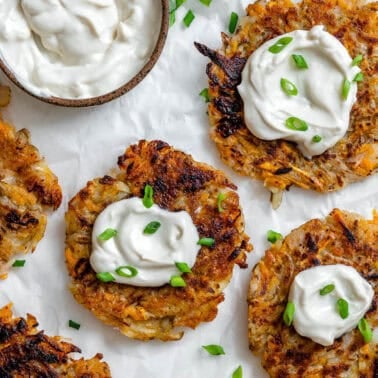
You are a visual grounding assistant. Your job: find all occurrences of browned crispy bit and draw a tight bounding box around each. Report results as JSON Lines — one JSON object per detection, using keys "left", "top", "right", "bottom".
{"left": 0, "top": 85, "right": 11, "bottom": 107}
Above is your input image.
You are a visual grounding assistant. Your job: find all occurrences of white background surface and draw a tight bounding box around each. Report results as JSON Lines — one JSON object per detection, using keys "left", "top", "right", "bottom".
{"left": 0, "top": 1, "right": 377, "bottom": 377}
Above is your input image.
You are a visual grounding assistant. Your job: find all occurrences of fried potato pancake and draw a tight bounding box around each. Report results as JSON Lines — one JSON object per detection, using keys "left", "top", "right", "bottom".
{"left": 65, "top": 140, "right": 252, "bottom": 341}
{"left": 0, "top": 117, "right": 62, "bottom": 278}
{"left": 0, "top": 303, "right": 111, "bottom": 377}
{"left": 248, "top": 209, "right": 377, "bottom": 377}
{"left": 195, "top": 0, "right": 378, "bottom": 197}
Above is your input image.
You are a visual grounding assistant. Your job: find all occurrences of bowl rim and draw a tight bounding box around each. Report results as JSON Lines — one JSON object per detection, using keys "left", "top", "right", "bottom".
{"left": 0, "top": 0, "right": 169, "bottom": 107}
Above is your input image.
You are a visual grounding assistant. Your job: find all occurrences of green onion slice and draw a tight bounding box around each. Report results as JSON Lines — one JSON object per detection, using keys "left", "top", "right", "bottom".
{"left": 228, "top": 12, "right": 239, "bottom": 34}
{"left": 341, "top": 79, "right": 351, "bottom": 100}
{"left": 336, "top": 298, "right": 349, "bottom": 319}
{"left": 358, "top": 318, "right": 372, "bottom": 343}
{"left": 68, "top": 320, "right": 81, "bottom": 330}
{"left": 353, "top": 72, "right": 364, "bottom": 82}
{"left": 217, "top": 192, "right": 226, "bottom": 213}
{"left": 291, "top": 54, "right": 308, "bottom": 69}
{"left": 116, "top": 266, "right": 138, "bottom": 278}
{"left": 170, "top": 275, "right": 186, "bottom": 287}
{"left": 267, "top": 230, "right": 283, "bottom": 244}
{"left": 143, "top": 184, "right": 154, "bottom": 208}
{"left": 199, "top": 88, "right": 210, "bottom": 102}
{"left": 12, "top": 260, "right": 26, "bottom": 267}
{"left": 283, "top": 301, "right": 295, "bottom": 326}
{"left": 183, "top": 10, "right": 195, "bottom": 27}
{"left": 200, "top": 0, "right": 212, "bottom": 6}
{"left": 169, "top": 11, "right": 176, "bottom": 27}
{"left": 175, "top": 262, "right": 192, "bottom": 273}
{"left": 312, "top": 135, "right": 322, "bottom": 143}
{"left": 268, "top": 37, "right": 293, "bottom": 54}
{"left": 232, "top": 365, "right": 243, "bottom": 378}
{"left": 98, "top": 228, "right": 117, "bottom": 241}
{"left": 96, "top": 272, "right": 115, "bottom": 283}
{"left": 285, "top": 117, "right": 308, "bottom": 131}
{"left": 319, "top": 284, "right": 335, "bottom": 295}
{"left": 280, "top": 78, "right": 298, "bottom": 96}
{"left": 143, "top": 221, "right": 161, "bottom": 234}
{"left": 198, "top": 237, "right": 215, "bottom": 247}
{"left": 202, "top": 344, "right": 225, "bottom": 355}
{"left": 351, "top": 54, "right": 363, "bottom": 66}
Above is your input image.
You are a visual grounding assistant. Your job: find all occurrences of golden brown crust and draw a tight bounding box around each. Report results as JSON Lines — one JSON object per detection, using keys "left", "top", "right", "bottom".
{"left": 196, "top": 0, "right": 378, "bottom": 193}
{"left": 0, "top": 118, "right": 62, "bottom": 278}
{"left": 0, "top": 303, "right": 111, "bottom": 377}
{"left": 248, "top": 209, "right": 378, "bottom": 377}
{"left": 65, "top": 140, "right": 252, "bottom": 341}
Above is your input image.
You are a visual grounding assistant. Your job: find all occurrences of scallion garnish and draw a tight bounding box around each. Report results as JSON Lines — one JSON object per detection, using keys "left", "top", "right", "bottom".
{"left": 98, "top": 228, "right": 117, "bottom": 241}
{"left": 68, "top": 320, "right": 81, "bottom": 330}
{"left": 199, "top": 88, "right": 210, "bottom": 102}
{"left": 232, "top": 365, "right": 243, "bottom": 378}
{"left": 336, "top": 298, "right": 349, "bottom": 319}
{"left": 169, "top": 0, "right": 186, "bottom": 27}
{"left": 116, "top": 266, "right": 138, "bottom": 278}
{"left": 12, "top": 260, "right": 26, "bottom": 267}
{"left": 217, "top": 192, "right": 226, "bottom": 213}
{"left": 268, "top": 37, "right": 293, "bottom": 54}
{"left": 267, "top": 230, "right": 282, "bottom": 244}
{"left": 96, "top": 272, "right": 115, "bottom": 282}
{"left": 283, "top": 301, "right": 295, "bottom": 326}
{"left": 341, "top": 79, "right": 351, "bottom": 100}
{"left": 143, "top": 184, "right": 154, "bottom": 208}
{"left": 228, "top": 12, "right": 239, "bottom": 34}
{"left": 169, "top": 12, "right": 176, "bottom": 27}
{"left": 198, "top": 237, "right": 215, "bottom": 247}
{"left": 285, "top": 116, "right": 308, "bottom": 131}
{"left": 358, "top": 318, "right": 372, "bottom": 343}
{"left": 143, "top": 221, "right": 161, "bottom": 234}
{"left": 319, "top": 284, "right": 335, "bottom": 295}
{"left": 170, "top": 275, "right": 186, "bottom": 287}
{"left": 353, "top": 72, "right": 364, "bottom": 82}
{"left": 280, "top": 78, "right": 298, "bottom": 96}
{"left": 199, "top": 0, "right": 212, "bottom": 6}
{"left": 175, "top": 262, "right": 192, "bottom": 273}
{"left": 291, "top": 54, "right": 308, "bottom": 69}
{"left": 202, "top": 344, "right": 225, "bottom": 355}
{"left": 351, "top": 54, "right": 363, "bottom": 66}
{"left": 183, "top": 10, "right": 195, "bottom": 27}
{"left": 312, "top": 135, "right": 322, "bottom": 143}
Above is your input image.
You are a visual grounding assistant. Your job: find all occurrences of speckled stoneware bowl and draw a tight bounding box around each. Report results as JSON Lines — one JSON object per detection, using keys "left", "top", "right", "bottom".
{"left": 0, "top": 0, "right": 169, "bottom": 107}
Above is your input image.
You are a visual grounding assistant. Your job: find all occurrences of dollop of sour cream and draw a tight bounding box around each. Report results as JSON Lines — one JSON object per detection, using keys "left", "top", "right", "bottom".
{"left": 289, "top": 264, "right": 374, "bottom": 346}
{"left": 90, "top": 197, "right": 201, "bottom": 287}
{"left": 238, "top": 25, "right": 361, "bottom": 158}
{"left": 0, "top": 0, "right": 161, "bottom": 98}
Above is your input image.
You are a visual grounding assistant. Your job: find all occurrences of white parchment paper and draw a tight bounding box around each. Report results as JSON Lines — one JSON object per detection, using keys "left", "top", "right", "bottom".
{"left": 1, "top": 1, "right": 377, "bottom": 377}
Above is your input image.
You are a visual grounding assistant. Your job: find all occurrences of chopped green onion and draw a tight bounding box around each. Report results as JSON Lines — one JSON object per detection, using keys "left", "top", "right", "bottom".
{"left": 280, "top": 78, "right": 298, "bottom": 96}
{"left": 312, "top": 135, "right": 322, "bottom": 143}
{"left": 351, "top": 54, "right": 363, "bottom": 66}
{"left": 199, "top": 0, "right": 212, "bottom": 6}
{"left": 283, "top": 301, "right": 295, "bottom": 326}
{"left": 285, "top": 117, "right": 308, "bottom": 131}
{"left": 228, "top": 12, "right": 239, "bottom": 34}
{"left": 169, "top": 11, "right": 176, "bottom": 27}
{"left": 217, "top": 192, "right": 226, "bottom": 213}
{"left": 169, "top": 0, "right": 186, "bottom": 27}
{"left": 143, "top": 221, "right": 161, "bottom": 234}
{"left": 268, "top": 37, "right": 293, "bottom": 54}
{"left": 319, "top": 284, "right": 335, "bottom": 295}
{"left": 68, "top": 320, "right": 81, "bottom": 330}
{"left": 198, "top": 237, "right": 215, "bottom": 247}
{"left": 96, "top": 272, "right": 115, "bottom": 282}
{"left": 202, "top": 344, "right": 225, "bottom": 355}
{"left": 116, "top": 266, "right": 138, "bottom": 278}
{"left": 353, "top": 72, "right": 364, "bottom": 82}
{"left": 98, "top": 228, "right": 117, "bottom": 241}
{"left": 183, "top": 10, "right": 195, "bottom": 27}
{"left": 143, "top": 184, "right": 154, "bottom": 208}
{"left": 267, "top": 230, "right": 283, "bottom": 244}
{"left": 175, "top": 262, "right": 192, "bottom": 273}
{"left": 170, "top": 275, "right": 186, "bottom": 287}
{"left": 232, "top": 365, "right": 243, "bottom": 378}
{"left": 336, "top": 298, "right": 349, "bottom": 319}
{"left": 341, "top": 79, "right": 351, "bottom": 100}
{"left": 199, "top": 88, "right": 210, "bottom": 103}
{"left": 12, "top": 260, "right": 26, "bottom": 267}
{"left": 358, "top": 318, "right": 372, "bottom": 343}
{"left": 291, "top": 54, "right": 308, "bottom": 69}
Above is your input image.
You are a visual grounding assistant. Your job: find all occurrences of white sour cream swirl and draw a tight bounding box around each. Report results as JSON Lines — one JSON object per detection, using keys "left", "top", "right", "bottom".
{"left": 289, "top": 264, "right": 374, "bottom": 346}
{"left": 0, "top": 0, "right": 161, "bottom": 98}
{"left": 238, "top": 25, "right": 361, "bottom": 158}
{"left": 90, "top": 197, "right": 201, "bottom": 287}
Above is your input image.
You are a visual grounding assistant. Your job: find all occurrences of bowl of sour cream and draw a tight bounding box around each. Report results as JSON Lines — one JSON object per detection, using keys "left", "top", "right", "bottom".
{"left": 0, "top": 0, "right": 169, "bottom": 107}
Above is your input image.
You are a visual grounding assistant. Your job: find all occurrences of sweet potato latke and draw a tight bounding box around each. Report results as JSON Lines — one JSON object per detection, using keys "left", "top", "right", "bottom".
{"left": 195, "top": 0, "right": 378, "bottom": 197}
{"left": 0, "top": 303, "right": 111, "bottom": 377}
{"left": 65, "top": 140, "right": 252, "bottom": 341}
{"left": 0, "top": 116, "right": 62, "bottom": 278}
{"left": 248, "top": 209, "right": 377, "bottom": 377}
